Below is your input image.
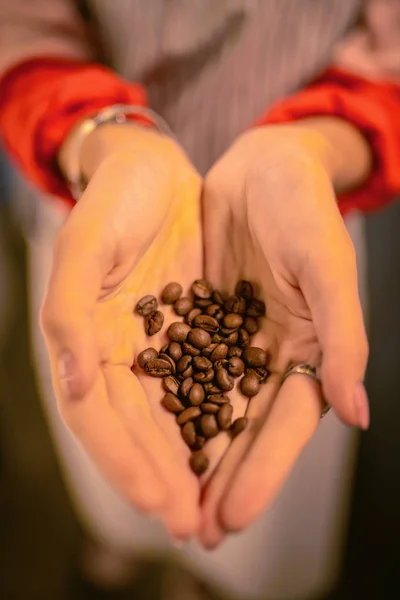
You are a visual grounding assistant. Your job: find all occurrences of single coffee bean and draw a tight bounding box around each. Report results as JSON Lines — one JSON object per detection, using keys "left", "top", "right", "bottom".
{"left": 220, "top": 326, "right": 239, "bottom": 336}
{"left": 193, "top": 314, "right": 219, "bottom": 333}
{"left": 204, "top": 384, "right": 223, "bottom": 395}
{"left": 193, "top": 356, "right": 212, "bottom": 372}
{"left": 201, "top": 403, "right": 220, "bottom": 414}
{"left": 216, "top": 368, "right": 234, "bottom": 391}
{"left": 207, "top": 393, "right": 229, "bottom": 405}
{"left": 177, "top": 355, "right": 192, "bottom": 374}
{"left": 194, "top": 298, "right": 213, "bottom": 309}
{"left": 243, "top": 316, "right": 259, "bottom": 335}
{"left": 188, "top": 383, "right": 205, "bottom": 406}
{"left": 206, "top": 304, "right": 224, "bottom": 321}
{"left": 238, "top": 328, "right": 250, "bottom": 348}
{"left": 190, "top": 451, "right": 209, "bottom": 475}
{"left": 136, "top": 295, "right": 157, "bottom": 316}
{"left": 180, "top": 366, "right": 193, "bottom": 380}
{"left": 193, "top": 436, "right": 206, "bottom": 450}
{"left": 225, "top": 295, "right": 246, "bottom": 315}
{"left": 163, "top": 376, "right": 180, "bottom": 395}
{"left": 201, "top": 343, "right": 218, "bottom": 358}
{"left": 181, "top": 421, "right": 196, "bottom": 447}
{"left": 161, "top": 282, "right": 182, "bottom": 304}
{"left": 201, "top": 414, "right": 219, "bottom": 438}
{"left": 240, "top": 372, "right": 260, "bottom": 397}
{"left": 191, "top": 279, "right": 213, "bottom": 299}
{"left": 247, "top": 367, "right": 269, "bottom": 383}
{"left": 177, "top": 406, "right": 202, "bottom": 426}
{"left": 167, "top": 322, "right": 191, "bottom": 343}
{"left": 212, "top": 333, "right": 224, "bottom": 344}
{"left": 194, "top": 369, "right": 215, "bottom": 383}
{"left": 160, "top": 343, "right": 169, "bottom": 354}
{"left": 144, "top": 358, "right": 172, "bottom": 377}
{"left": 187, "top": 328, "right": 211, "bottom": 350}
{"left": 174, "top": 297, "right": 193, "bottom": 316}
{"left": 218, "top": 403, "right": 233, "bottom": 430}
{"left": 210, "top": 343, "right": 229, "bottom": 362}
{"left": 247, "top": 298, "right": 266, "bottom": 317}
{"left": 224, "top": 331, "right": 239, "bottom": 347}
{"left": 235, "top": 280, "right": 253, "bottom": 302}
{"left": 168, "top": 342, "right": 183, "bottom": 362}
{"left": 181, "top": 342, "right": 201, "bottom": 357}
{"left": 158, "top": 353, "right": 176, "bottom": 374}
{"left": 137, "top": 347, "right": 158, "bottom": 369}
{"left": 242, "top": 347, "right": 268, "bottom": 368}
{"left": 228, "top": 356, "right": 245, "bottom": 377}
{"left": 212, "top": 290, "right": 225, "bottom": 305}
{"left": 180, "top": 377, "right": 194, "bottom": 397}
{"left": 223, "top": 313, "right": 243, "bottom": 329}
{"left": 185, "top": 308, "right": 202, "bottom": 326}
{"left": 228, "top": 346, "right": 243, "bottom": 358}
{"left": 145, "top": 310, "right": 164, "bottom": 336}
{"left": 214, "top": 359, "right": 229, "bottom": 370}
{"left": 162, "top": 393, "right": 185, "bottom": 413}
{"left": 231, "top": 416, "right": 248, "bottom": 438}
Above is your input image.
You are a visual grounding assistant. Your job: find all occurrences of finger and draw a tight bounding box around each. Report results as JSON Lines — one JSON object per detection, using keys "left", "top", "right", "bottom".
{"left": 220, "top": 373, "right": 323, "bottom": 532}
{"left": 200, "top": 376, "right": 281, "bottom": 549}
{"left": 107, "top": 367, "right": 201, "bottom": 539}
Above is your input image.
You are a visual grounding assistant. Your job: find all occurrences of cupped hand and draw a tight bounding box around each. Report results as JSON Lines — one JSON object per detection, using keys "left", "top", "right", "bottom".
{"left": 200, "top": 125, "right": 369, "bottom": 547}
{"left": 41, "top": 128, "right": 205, "bottom": 540}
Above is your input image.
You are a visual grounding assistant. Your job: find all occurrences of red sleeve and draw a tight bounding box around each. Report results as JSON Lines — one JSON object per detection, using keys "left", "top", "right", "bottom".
{"left": 0, "top": 58, "right": 148, "bottom": 207}
{"left": 258, "top": 68, "right": 400, "bottom": 215}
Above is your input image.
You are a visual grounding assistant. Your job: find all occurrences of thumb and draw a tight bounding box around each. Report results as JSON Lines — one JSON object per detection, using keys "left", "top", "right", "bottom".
{"left": 299, "top": 234, "right": 370, "bottom": 429}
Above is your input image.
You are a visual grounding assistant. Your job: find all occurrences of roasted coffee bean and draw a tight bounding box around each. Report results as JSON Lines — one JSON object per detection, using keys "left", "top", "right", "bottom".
{"left": 185, "top": 308, "right": 202, "bottom": 326}
{"left": 191, "top": 279, "right": 213, "bottom": 299}
{"left": 193, "top": 436, "right": 206, "bottom": 450}
{"left": 177, "top": 406, "right": 202, "bottom": 426}
{"left": 194, "top": 369, "right": 215, "bottom": 383}
{"left": 206, "top": 304, "right": 225, "bottom": 321}
{"left": 160, "top": 344, "right": 169, "bottom": 354}
{"left": 231, "top": 416, "right": 248, "bottom": 437}
{"left": 187, "top": 328, "right": 211, "bottom": 350}
{"left": 145, "top": 310, "right": 164, "bottom": 336}
{"left": 212, "top": 333, "right": 224, "bottom": 344}
{"left": 174, "top": 297, "right": 193, "bottom": 316}
{"left": 238, "top": 328, "right": 250, "bottom": 348}
{"left": 137, "top": 347, "right": 158, "bottom": 369}
{"left": 201, "top": 403, "right": 220, "bottom": 414}
{"left": 163, "top": 376, "right": 180, "bottom": 395}
{"left": 207, "top": 393, "right": 229, "bottom": 404}
{"left": 216, "top": 368, "right": 234, "bottom": 391}
{"left": 190, "top": 451, "right": 209, "bottom": 475}
{"left": 223, "top": 313, "right": 243, "bottom": 329}
{"left": 225, "top": 295, "right": 246, "bottom": 315}
{"left": 193, "top": 356, "right": 212, "bottom": 371}
{"left": 210, "top": 343, "right": 229, "bottom": 362}
{"left": 177, "top": 355, "right": 192, "bottom": 374}
{"left": 218, "top": 403, "right": 233, "bottom": 430}
{"left": 144, "top": 358, "right": 172, "bottom": 377}
{"left": 158, "top": 353, "right": 176, "bottom": 374}
{"left": 181, "top": 421, "right": 196, "bottom": 447}
{"left": 228, "top": 346, "right": 243, "bottom": 358}
{"left": 247, "top": 367, "right": 269, "bottom": 383}
{"left": 223, "top": 331, "right": 239, "bottom": 347}
{"left": 194, "top": 298, "right": 213, "bottom": 309}
{"left": 193, "top": 415, "right": 203, "bottom": 433}
{"left": 204, "top": 384, "right": 223, "bottom": 395}
{"left": 201, "top": 343, "right": 218, "bottom": 358}
{"left": 180, "top": 366, "right": 194, "bottom": 380}
{"left": 181, "top": 342, "right": 201, "bottom": 357}
{"left": 228, "top": 356, "right": 245, "bottom": 377}
{"left": 240, "top": 372, "right": 260, "bottom": 397}
{"left": 247, "top": 298, "right": 266, "bottom": 317}
{"left": 180, "top": 377, "right": 194, "bottom": 397}
{"left": 214, "top": 359, "right": 229, "bottom": 370}
{"left": 136, "top": 295, "right": 158, "bottom": 316}
{"left": 193, "top": 314, "right": 219, "bottom": 333}
{"left": 168, "top": 342, "right": 183, "bottom": 362}
{"left": 162, "top": 393, "right": 185, "bottom": 413}
{"left": 243, "top": 316, "right": 259, "bottom": 335}
{"left": 242, "top": 347, "right": 268, "bottom": 368}
{"left": 161, "top": 282, "right": 182, "bottom": 304}
{"left": 201, "top": 414, "right": 219, "bottom": 438}
{"left": 188, "top": 383, "right": 205, "bottom": 406}
{"left": 235, "top": 280, "right": 253, "bottom": 302}
{"left": 212, "top": 290, "right": 225, "bottom": 305}
{"left": 167, "top": 322, "right": 191, "bottom": 343}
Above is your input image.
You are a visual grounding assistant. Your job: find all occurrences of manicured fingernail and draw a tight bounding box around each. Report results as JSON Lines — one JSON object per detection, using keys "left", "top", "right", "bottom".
{"left": 353, "top": 382, "right": 370, "bottom": 430}
{"left": 58, "top": 351, "right": 77, "bottom": 397}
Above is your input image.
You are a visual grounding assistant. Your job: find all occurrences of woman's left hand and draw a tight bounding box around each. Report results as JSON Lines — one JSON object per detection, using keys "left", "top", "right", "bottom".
{"left": 199, "top": 125, "right": 369, "bottom": 547}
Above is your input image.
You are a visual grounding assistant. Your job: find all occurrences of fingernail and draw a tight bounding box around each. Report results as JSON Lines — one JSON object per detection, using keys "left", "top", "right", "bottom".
{"left": 353, "top": 382, "right": 370, "bottom": 430}
{"left": 58, "top": 351, "right": 77, "bottom": 397}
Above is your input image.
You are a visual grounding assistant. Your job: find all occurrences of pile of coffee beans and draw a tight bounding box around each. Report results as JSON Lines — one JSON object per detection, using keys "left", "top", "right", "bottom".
{"left": 136, "top": 280, "right": 269, "bottom": 476}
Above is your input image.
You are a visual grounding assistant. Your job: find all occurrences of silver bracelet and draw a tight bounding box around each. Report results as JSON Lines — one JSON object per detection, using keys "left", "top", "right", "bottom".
{"left": 64, "top": 105, "right": 174, "bottom": 200}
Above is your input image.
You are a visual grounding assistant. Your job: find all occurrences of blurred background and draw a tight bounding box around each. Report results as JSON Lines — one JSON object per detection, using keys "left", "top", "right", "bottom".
{"left": 0, "top": 146, "right": 399, "bottom": 599}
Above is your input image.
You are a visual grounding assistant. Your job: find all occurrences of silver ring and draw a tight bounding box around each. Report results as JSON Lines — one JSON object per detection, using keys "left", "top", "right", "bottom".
{"left": 282, "top": 363, "right": 330, "bottom": 418}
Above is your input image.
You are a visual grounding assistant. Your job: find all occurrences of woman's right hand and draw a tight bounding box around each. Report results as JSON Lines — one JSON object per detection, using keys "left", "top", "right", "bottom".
{"left": 41, "top": 125, "right": 204, "bottom": 540}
